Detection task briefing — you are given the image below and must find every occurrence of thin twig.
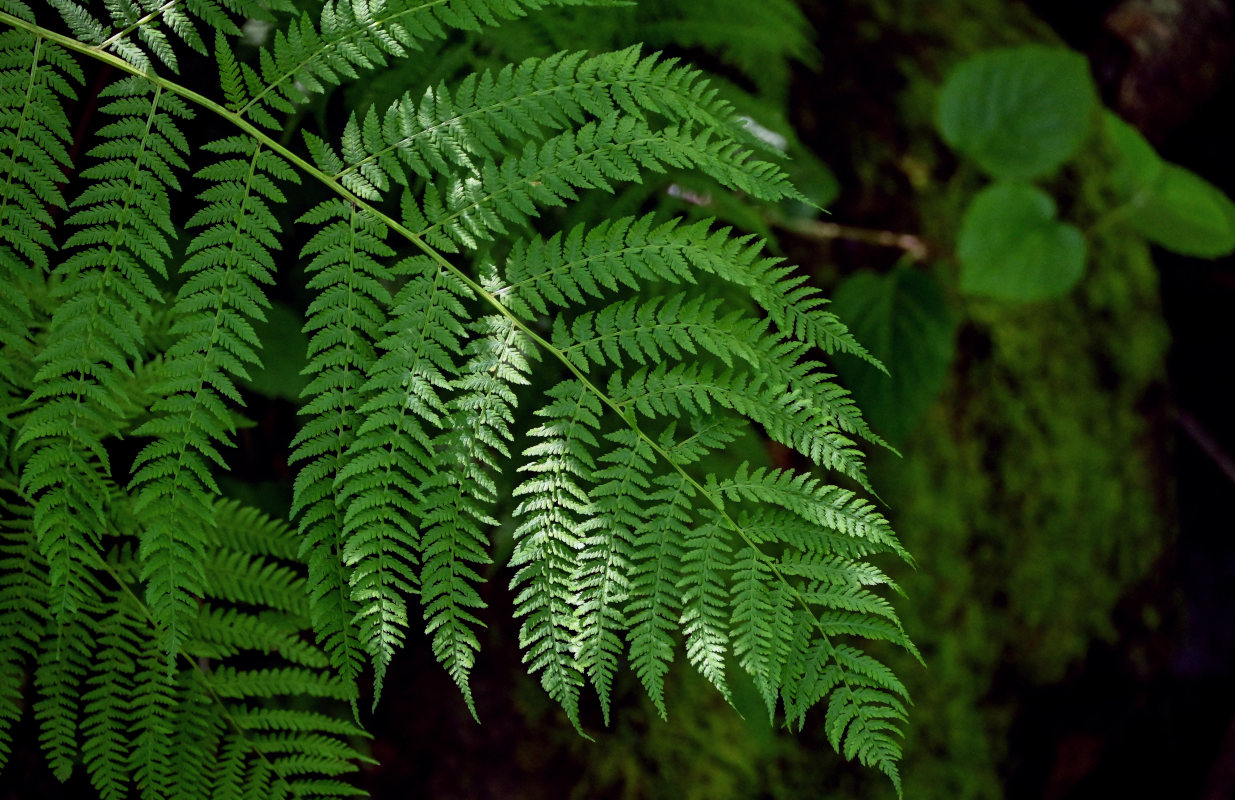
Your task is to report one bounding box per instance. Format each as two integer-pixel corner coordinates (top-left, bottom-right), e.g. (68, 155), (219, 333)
(1177, 409), (1235, 486)
(772, 215), (933, 261)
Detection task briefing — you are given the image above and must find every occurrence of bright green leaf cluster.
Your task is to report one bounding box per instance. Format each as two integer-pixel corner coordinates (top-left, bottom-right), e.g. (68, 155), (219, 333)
(0, 1), (919, 797)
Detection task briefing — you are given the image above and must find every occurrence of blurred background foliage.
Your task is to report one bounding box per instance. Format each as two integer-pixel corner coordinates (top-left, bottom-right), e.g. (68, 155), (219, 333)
(192, 0), (1235, 798)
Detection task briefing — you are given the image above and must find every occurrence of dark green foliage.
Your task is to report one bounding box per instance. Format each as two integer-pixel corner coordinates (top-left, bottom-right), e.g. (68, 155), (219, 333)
(0, 0), (916, 796)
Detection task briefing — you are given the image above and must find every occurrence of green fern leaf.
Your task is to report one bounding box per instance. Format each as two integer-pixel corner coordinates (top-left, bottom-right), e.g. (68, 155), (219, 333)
(130, 135), (298, 658)
(337, 259), (471, 695)
(291, 199), (393, 686)
(0, 29), (79, 414)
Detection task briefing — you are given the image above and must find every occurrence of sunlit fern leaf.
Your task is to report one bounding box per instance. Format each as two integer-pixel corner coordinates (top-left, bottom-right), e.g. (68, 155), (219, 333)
(337, 258), (473, 697)
(623, 473), (691, 718)
(511, 379), (599, 731)
(291, 198), (393, 686)
(730, 550), (794, 718)
(402, 114), (802, 251)
(502, 215), (881, 364)
(416, 308), (532, 715)
(0, 2), (918, 791)
(678, 517), (734, 701)
(711, 465), (911, 562)
(571, 428), (649, 722)
(320, 46), (745, 201)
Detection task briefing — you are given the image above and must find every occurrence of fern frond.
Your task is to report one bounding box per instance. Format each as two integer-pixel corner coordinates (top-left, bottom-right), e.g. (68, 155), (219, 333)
(511, 379), (598, 730)
(623, 471), (691, 718)
(499, 214), (880, 363)
(610, 363), (873, 489)
(729, 547), (792, 715)
(0, 5), (919, 789)
(34, 615), (95, 780)
(571, 428), (649, 722)
(130, 135), (297, 658)
(677, 517), (734, 701)
(0, 491), (48, 768)
(710, 464), (911, 563)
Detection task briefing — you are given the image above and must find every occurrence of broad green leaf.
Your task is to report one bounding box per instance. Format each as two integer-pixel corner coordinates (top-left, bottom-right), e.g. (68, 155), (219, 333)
(1103, 114), (1235, 257)
(958, 182), (1087, 301)
(830, 267), (955, 444)
(937, 45), (1098, 179)
(1102, 111), (1164, 198)
(243, 301), (310, 401)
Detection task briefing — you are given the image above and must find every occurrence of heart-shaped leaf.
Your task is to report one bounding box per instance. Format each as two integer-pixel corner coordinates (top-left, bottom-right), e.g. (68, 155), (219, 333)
(958, 182), (1087, 301)
(937, 45), (1098, 180)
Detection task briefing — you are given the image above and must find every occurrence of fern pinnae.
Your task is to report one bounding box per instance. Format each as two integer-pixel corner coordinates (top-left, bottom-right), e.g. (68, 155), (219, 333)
(130, 136), (296, 659)
(731, 549), (794, 717)
(571, 428), (649, 722)
(0, 27), (79, 407)
(678, 517), (734, 701)
(337, 258), (473, 694)
(19, 77), (188, 652)
(325, 46), (744, 201)
(0, 492), (47, 767)
(406, 113), (801, 251)
(80, 595), (143, 800)
(623, 465), (692, 718)
(291, 198), (393, 686)
(416, 311), (531, 715)
(237, 0), (597, 129)
(511, 378), (597, 730)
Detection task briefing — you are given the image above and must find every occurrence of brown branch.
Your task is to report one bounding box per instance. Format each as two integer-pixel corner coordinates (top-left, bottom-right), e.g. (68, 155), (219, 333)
(772, 215), (933, 261)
